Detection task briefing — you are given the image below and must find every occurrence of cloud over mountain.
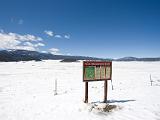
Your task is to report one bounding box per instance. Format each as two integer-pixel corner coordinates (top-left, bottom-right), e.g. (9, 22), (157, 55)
(44, 30), (54, 37)
(0, 30), (44, 51)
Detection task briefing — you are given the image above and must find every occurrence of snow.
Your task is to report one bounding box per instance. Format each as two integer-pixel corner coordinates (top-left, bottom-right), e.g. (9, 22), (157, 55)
(0, 60), (160, 120)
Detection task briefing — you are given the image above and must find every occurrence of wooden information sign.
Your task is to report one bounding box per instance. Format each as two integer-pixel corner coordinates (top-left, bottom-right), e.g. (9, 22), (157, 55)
(83, 61), (112, 103)
(83, 61), (112, 81)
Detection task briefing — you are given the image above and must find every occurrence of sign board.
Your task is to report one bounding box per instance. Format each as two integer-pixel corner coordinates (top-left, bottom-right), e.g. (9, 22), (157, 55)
(83, 61), (112, 82)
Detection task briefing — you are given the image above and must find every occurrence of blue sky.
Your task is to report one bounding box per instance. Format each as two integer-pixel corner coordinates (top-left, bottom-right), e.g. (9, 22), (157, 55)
(0, 0), (160, 58)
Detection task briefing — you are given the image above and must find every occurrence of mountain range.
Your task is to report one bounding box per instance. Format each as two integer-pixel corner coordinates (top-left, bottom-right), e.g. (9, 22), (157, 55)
(115, 57), (160, 61)
(0, 49), (102, 62)
(0, 50), (160, 62)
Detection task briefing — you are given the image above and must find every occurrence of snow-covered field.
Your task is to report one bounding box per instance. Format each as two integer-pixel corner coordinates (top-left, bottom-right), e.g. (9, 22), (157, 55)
(0, 60), (160, 120)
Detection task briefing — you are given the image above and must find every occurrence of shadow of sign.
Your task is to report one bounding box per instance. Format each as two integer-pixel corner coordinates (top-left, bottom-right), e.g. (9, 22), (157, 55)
(108, 99), (136, 103)
(92, 99), (136, 104)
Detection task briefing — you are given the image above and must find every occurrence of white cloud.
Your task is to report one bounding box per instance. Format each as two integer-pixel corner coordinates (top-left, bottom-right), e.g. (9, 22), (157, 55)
(41, 51), (48, 53)
(66, 53), (71, 55)
(49, 48), (62, 55)
(17, 34), (42, 41)
(0, 30), (44, 51)
(48, 48), (71, 56)
(15, 46), (36, 51)
(23, 42), (45, 47)
(44, 30), (54, 37)
(44, 29), (71, 40)
(55, 34), (62, 38)
(64, 34), (70, 39)
(35, 43), (45, 47)
(49, 48), (59, 53)
(23, 42), (33, 46)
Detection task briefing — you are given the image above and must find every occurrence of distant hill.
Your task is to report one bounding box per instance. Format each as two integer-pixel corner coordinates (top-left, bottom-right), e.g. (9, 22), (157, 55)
(60, 58), (79, 62)
(0, 49), (104, 62)
(114, 57), (160, 61)
(1, 50), (160, 62)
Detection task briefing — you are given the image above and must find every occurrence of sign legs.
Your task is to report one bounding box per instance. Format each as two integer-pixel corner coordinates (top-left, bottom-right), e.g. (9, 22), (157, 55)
(84, 82), (88, 103)
(104, 80), (108, 103)
(84, 81), (108, 103)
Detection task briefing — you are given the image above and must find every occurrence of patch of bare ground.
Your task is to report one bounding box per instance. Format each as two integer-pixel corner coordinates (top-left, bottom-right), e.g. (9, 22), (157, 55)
(88, 103), (122, 113)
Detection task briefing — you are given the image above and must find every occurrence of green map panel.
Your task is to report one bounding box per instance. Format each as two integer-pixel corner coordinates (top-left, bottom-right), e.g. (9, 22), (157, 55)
(85, 67), (95, 80)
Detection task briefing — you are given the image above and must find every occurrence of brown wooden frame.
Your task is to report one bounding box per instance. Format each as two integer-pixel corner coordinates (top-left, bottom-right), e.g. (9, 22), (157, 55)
(83, 61), (112, 82)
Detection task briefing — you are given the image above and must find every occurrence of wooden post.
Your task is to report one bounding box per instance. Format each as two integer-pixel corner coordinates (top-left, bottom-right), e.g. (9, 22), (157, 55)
(84, 82), (88, 103)
(104, 80), (108, 102)
(54, 79), (57, 95)
(150, 74), (153, 86)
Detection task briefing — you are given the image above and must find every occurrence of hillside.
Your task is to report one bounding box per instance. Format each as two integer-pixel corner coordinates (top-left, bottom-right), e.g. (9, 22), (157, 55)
(115, 57), (160, 61)
(0, 50), (160, 62)
(0, 49), (103, 62)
